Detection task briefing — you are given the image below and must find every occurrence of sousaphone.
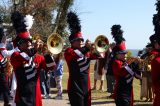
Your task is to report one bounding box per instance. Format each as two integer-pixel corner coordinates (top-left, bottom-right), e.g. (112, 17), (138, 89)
(94, 35), (109, 53)
(47, 33), (64, 54)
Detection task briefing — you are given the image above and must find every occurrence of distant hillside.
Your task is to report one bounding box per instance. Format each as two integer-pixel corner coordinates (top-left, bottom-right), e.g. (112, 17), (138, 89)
(128, 49), (140, 57)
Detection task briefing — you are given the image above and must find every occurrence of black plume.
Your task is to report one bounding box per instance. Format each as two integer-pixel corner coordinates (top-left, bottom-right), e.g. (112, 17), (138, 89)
(153, 1), (160, 36)
(152, 14), (158, 33)
(11, 11), (27, 34)
(111, 24), (125, 44)
(67, 11), (81, 36)
(146, 42), (152, 48)
(156, 0), (160, 12)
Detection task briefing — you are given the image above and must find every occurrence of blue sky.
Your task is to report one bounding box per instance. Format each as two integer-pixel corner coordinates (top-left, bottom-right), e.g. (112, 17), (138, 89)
(72, 0), (156, 49)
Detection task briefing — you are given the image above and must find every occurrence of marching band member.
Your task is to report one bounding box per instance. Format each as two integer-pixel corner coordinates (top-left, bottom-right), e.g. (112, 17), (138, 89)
(105, 25), (122, 97)
(112, 44), (137, 106)
(109, 25), (126, 89)
(150, 1), (160, 105)
(111, 25), (141, 106)
(0, 28), (11, 106)
(150, 34), (160, 106)
(65, 11), (102, 106)
(10, 11), (55, 106)
(0, 27), (21, 106)
(139, 44), (153, 102)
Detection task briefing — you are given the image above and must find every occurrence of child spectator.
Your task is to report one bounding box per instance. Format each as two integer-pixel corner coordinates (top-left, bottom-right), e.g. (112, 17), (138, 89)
(54, 53), (64, 99)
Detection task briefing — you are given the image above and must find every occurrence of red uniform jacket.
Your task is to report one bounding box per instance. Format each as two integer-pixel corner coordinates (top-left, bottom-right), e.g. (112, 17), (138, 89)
(10, 51), (51, 106)
(0, 52), (8, 91)
(112, 59), (134, 106)
(151, 52), (160, 106)
(64, 47), (99, 106)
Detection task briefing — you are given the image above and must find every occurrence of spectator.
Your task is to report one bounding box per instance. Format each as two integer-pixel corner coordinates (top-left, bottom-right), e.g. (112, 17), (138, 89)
(54, 53), (64, 99)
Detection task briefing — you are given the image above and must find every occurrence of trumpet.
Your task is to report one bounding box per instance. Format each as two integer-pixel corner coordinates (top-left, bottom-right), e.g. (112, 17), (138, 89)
(47, 33), (64, 54)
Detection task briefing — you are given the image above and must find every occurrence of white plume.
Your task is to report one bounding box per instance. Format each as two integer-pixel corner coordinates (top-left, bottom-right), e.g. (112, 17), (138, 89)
(24, 15), (34, 31)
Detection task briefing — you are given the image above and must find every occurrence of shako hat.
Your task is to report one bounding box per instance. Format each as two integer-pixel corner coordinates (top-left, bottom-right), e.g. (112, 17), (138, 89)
(114, 42), (127, 54)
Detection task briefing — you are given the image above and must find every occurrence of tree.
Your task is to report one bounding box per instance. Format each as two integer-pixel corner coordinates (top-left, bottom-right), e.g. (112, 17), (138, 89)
(0, 1), (13, 37)
(0, 0), (11, 24)
(53, 0), (73, 47)
(0, 0), (74, 48)
(17, 0), (73, 44)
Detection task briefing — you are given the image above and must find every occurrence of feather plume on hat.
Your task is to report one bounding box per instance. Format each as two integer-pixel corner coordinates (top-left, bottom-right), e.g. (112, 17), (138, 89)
(67, 11), (83, 42)
(111, 24), (125, 45)
(11, 11), (34, 34)
(24, 15), (34, 31)
(11, 11), (34, 46)
(151, 0), (160, 45)
(11, 11), (26, 34)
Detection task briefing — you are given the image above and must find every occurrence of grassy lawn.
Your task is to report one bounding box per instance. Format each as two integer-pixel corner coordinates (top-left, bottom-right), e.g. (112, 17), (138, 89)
(56, 61), (153, 105)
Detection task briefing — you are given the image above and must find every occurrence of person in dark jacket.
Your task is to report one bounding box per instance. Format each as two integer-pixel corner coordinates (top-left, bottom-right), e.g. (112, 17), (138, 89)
(65, 11), (102, 106)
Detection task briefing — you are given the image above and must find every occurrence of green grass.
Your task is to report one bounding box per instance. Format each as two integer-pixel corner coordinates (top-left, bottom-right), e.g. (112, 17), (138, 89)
(58, 61), (153, 105)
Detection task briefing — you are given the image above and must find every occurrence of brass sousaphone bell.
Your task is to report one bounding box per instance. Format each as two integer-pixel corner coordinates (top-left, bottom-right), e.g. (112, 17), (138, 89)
(47, 33), (64, 54)
(94, 35), (109, 53)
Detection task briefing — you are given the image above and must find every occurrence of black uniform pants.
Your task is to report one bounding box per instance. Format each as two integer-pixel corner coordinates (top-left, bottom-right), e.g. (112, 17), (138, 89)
(68, 91), (88, 106)
(115, 97), (130, 106)
(0, 73), (10, 104)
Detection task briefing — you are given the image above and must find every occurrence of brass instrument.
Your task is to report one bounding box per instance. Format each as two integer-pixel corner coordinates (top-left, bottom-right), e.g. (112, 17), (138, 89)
(125, 57), (144, 74)
(32, 34), (41, 41)
(47, 33), (64, 54)
(127, 54), (155, 72)
(141, 54), (155, 71)
(94, 35), (109, 53)
(125, 57), (142, 65)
